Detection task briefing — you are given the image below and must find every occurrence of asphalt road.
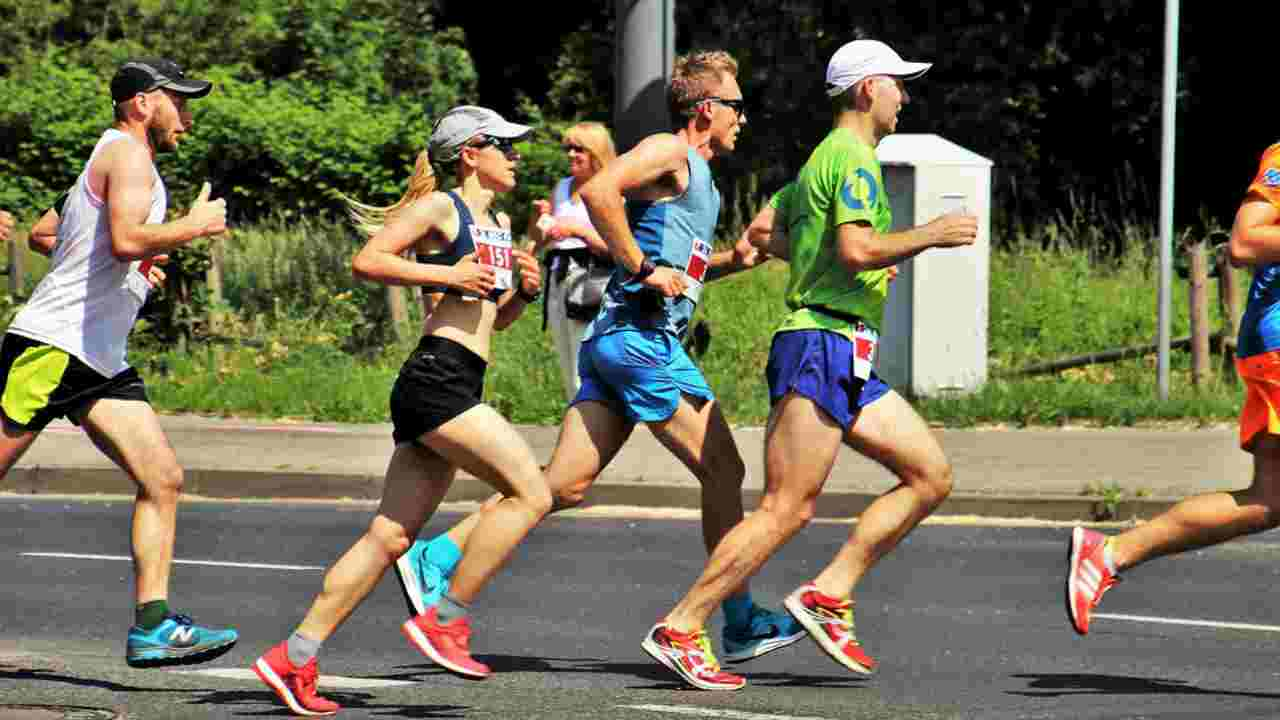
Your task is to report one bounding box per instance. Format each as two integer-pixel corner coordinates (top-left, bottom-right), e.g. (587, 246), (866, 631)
(4, 498), (1280, 719)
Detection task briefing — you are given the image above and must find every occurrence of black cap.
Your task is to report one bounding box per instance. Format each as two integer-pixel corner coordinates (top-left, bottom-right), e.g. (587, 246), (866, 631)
(110, 58), (212, 104)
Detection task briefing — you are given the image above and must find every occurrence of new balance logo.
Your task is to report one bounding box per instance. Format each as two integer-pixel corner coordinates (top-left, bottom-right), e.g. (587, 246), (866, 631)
(170, 626), (197, 646)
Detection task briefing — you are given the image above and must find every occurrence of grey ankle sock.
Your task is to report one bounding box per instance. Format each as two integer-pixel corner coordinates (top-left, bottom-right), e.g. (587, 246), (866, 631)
(286, 630), (322, 668)
(436, 593), (470, 624)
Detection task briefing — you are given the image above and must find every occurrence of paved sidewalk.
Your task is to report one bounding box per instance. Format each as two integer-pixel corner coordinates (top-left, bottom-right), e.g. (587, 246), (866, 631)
(0, 415), (1253, 521)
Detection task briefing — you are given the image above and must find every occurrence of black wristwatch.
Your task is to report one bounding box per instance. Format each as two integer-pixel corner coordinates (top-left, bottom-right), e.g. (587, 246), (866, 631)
(630, 257), (657, 283)
(516, 284), (541, 303)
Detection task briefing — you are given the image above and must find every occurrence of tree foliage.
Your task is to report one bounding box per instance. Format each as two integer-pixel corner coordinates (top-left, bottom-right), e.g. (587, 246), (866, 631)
(3, 0), (1277, 251)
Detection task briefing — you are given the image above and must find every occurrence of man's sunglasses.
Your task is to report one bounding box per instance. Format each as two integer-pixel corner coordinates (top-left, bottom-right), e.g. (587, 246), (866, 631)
(692, 96), (747, 118)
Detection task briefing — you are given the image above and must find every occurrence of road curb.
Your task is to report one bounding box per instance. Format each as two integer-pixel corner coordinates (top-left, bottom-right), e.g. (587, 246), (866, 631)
(0, 467), (1181, 522)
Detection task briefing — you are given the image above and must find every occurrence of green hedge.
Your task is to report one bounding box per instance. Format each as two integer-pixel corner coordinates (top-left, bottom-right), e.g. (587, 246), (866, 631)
(0, 51), (571, 232)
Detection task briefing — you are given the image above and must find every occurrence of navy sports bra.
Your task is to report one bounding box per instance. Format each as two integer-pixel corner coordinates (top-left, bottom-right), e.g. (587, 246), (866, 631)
(418, 191), (512, 302)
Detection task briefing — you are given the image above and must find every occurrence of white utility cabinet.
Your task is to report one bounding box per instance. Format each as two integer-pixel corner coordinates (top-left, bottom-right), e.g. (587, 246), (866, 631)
(876, 134), (993, 395)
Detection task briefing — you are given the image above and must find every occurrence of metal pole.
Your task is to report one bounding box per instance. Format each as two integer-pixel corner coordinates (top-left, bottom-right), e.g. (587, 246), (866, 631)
(1156, 0), (1179, 400)
(614, 0), (674, 153)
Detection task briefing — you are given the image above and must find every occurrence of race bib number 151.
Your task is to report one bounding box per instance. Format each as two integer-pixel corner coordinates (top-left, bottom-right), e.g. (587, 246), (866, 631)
(472, 227), (514, 292)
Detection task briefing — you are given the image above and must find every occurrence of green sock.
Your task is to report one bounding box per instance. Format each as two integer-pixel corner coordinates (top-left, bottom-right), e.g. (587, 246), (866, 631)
(135, 599), (169, 630)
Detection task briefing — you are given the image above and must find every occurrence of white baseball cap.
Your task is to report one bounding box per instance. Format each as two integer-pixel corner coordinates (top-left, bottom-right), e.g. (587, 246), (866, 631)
(825, 40), (932, 98)
(429, 105), (532, 162)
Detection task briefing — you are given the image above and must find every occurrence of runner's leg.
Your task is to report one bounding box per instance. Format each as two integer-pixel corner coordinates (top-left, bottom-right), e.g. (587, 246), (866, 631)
(648, 396), (746, 557)
(812, 389), (952, 596)
(79, 398), (184, 605)
(1108, 434), (1280, 570)
(662, 392), (841, 632)
(423, 404), (552, 602)
(296, 443), (453, 640)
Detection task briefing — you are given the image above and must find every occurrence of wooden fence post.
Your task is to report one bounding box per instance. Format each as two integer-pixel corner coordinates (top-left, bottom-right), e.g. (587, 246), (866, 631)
(7, 236), (24, 297)
(386, 285), (408, 342)
(1187, 236), (1211, 387)
(1217, 249), (1241, 384)
(206, 238), (225, 332)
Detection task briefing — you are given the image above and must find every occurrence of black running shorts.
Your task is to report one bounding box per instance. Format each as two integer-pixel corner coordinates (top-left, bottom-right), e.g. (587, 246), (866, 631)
(390, 335), (487, 445)
(0, 333), (148, 432)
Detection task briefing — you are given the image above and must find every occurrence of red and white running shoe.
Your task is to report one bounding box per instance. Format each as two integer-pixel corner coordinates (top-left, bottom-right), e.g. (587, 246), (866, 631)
(1066, 526), (1120, 635)
(402, 607), (491, 679)
(252, 641), (340, 716)
(640, 622), (746, 691)
(784, 583), (877, 674)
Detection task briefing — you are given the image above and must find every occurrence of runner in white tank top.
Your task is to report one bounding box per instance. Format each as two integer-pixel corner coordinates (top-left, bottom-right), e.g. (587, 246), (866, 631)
(10, 128), (167, 377)
(0, 57), (238, 669)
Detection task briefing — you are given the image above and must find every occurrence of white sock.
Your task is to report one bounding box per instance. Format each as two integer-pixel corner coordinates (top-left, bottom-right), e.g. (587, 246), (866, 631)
(287, 630), (322, 668)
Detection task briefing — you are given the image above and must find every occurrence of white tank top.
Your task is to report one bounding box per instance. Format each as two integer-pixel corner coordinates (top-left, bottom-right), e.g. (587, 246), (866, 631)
(548, 176), (594, 251)
(9, 129), (166, 378)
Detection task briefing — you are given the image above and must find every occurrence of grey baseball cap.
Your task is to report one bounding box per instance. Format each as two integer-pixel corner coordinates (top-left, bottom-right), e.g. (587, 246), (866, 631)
(429, 105), (532, 162)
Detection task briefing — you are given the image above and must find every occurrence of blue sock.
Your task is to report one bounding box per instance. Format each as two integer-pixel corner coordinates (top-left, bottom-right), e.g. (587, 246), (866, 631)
(722, 591), (754, 628)
(424, 534), (462, 577)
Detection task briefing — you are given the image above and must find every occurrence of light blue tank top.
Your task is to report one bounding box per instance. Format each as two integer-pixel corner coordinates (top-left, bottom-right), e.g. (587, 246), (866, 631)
(583, 148), (720, 341)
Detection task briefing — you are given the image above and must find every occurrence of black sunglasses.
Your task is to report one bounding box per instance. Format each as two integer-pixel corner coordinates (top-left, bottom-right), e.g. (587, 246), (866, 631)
(694, 96), (747, 118)
(468, 135), (519, 156)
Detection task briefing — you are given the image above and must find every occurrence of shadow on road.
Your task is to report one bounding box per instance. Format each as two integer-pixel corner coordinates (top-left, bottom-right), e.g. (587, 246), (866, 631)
(1009, 673), (1280, 700)
(0, 666), (200, 694)
(741, 671), (870, 689)
(187, 689), (466, 718)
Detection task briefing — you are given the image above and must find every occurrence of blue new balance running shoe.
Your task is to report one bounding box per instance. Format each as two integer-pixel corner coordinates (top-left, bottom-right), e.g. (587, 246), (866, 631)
(125, 614), (238, 668)
(394, 539), (449, 617)
(721, 605), (805, 664)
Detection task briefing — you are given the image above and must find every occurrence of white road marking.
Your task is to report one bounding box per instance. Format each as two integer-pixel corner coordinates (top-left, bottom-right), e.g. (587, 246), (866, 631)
(176, 668), (415, 688)
(21, 552), (323, 571)
(619, 705), (836, 720)
(1094, 612), (1280, 633)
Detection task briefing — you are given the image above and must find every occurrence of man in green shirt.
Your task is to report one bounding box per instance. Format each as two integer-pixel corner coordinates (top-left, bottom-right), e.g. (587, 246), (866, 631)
(648, 39), (978, 687)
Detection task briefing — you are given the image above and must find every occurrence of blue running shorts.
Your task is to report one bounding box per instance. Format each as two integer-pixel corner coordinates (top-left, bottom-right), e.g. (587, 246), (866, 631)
(574, 328), (714, 423)
(766, 329), (891, 430)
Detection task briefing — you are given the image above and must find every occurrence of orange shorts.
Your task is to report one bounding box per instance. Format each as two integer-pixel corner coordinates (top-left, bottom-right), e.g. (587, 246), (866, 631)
(1237, 350), (1280, 451)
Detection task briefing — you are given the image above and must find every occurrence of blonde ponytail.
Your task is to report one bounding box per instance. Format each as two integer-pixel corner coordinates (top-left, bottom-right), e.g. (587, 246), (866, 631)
(344, 150), (438, 237)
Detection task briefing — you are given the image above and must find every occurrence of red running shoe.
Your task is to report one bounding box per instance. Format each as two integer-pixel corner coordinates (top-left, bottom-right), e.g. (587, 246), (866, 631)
(402, 607), (491, 679)
(784, 584), (877, 674)
(252, 641), (340, 716)
(640, 622), (745, 691)
(1067, 526), (1119, 635)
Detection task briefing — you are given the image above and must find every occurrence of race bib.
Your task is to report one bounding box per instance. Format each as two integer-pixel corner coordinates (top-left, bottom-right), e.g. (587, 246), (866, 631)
(681, 238), (712, 303)
(472, 226), (514, 292)
(126, 260), (151, 303)
(852, 321), (879, 381)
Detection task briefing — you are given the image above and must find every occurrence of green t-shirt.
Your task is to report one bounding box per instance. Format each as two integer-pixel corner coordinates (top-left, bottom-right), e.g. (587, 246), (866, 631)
(774, 127), (893, 338)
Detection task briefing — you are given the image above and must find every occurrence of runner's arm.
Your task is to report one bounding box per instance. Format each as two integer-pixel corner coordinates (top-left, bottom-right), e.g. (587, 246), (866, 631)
(351, 193), (495, 295)
(1228, 195), (1280, 267)
(705, 227), (772, 283)
(28, 207), (59, 256)
(836, 212), (977, 272)
(107, 143), (225, 260)
(581, 133), (688, 296)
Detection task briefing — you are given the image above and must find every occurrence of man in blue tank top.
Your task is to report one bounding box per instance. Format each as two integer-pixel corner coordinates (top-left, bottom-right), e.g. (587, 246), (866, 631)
(391, 50), (794, 690)
(572, 50), (800, 691)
